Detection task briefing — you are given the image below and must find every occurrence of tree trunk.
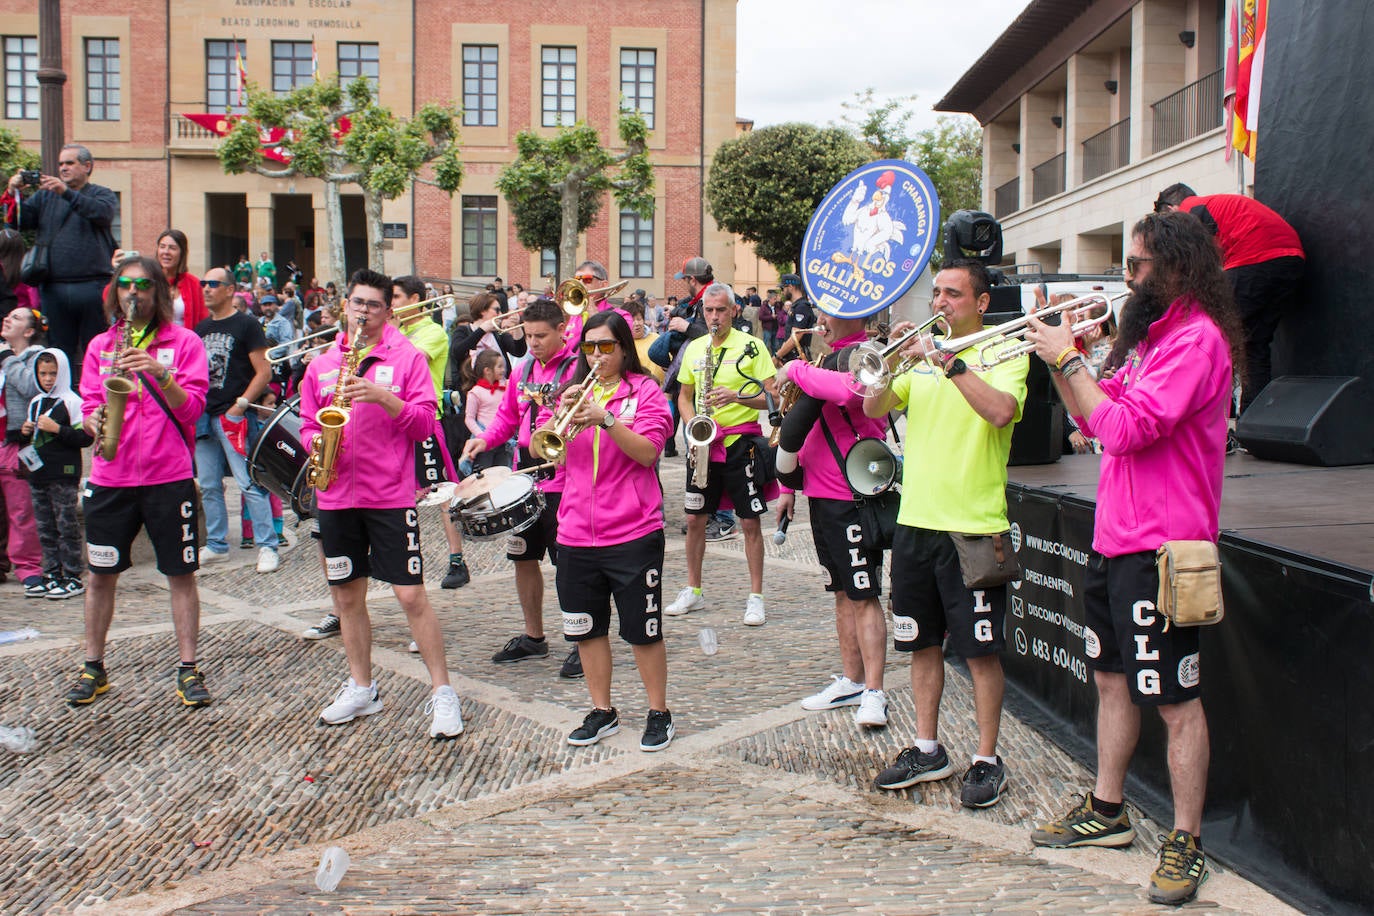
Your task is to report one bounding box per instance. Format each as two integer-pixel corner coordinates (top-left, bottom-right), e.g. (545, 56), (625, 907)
(559, 178), (581, 283)
(364, 190), (386, 272)
(323, 180), (346, 285)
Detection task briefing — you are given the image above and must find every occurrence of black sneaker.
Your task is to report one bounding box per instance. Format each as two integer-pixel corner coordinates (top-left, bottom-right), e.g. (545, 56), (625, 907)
(302, 613), (341, 640)
(24, 576), (55, 598)
(46, 578), (85, 600)
(240, 536), (254, 549)
(559, 645), (584, 679)
(874, 744), (955, 790)
(492, 634), (549, 663)
(640, 709), (675, 752)
(65, 664), (109, 706)
(960, 757), (1009, 808)
(176, 666), (213, 708)
(441, 558), (471, 589)
(568, 707), (619, 746)
(1149, 830), (1208, 905)
(1030, 794), (1136, 848)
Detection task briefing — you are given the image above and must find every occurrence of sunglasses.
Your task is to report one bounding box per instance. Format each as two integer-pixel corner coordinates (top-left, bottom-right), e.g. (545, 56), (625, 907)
(1125, 256), (1154, 275)
(580, 340), (617, 355)
(200, 279), (229, 289)
(116, 276), (154, 291)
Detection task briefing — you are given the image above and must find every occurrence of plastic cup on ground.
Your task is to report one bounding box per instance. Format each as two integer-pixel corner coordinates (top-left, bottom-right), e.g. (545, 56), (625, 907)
(315, 846), (350, 892)
(698, 627), (718, 655)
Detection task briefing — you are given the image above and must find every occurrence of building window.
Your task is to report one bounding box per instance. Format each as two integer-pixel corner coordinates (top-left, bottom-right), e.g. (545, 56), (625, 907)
(338, 42), (379, 95)
(619, 208), (654, 278)
(540, 246), (557, 280)
(462, 44), (498, 127)
(541, 46), (577, 128)
(206, 40), (246, 114)
(272, 41), (314, 95)
(3, 36), (38, 120)
(619, 48), (656, 129)
(461, 195), (498, 276)
(84, 38), (121, 122)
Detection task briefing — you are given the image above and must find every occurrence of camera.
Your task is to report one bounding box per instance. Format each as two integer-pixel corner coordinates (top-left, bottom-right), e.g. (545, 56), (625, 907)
(20, 169), (41, 187)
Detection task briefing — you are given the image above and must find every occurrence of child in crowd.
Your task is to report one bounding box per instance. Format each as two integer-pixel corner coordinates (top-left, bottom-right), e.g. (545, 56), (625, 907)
(464, 349), (512, 472)
(21, 348), (92, 598)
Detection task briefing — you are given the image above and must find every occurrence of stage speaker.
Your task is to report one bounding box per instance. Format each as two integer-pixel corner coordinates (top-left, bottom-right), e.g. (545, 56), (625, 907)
(1236, 376), (1374, 466)
(1009, 353), (1063, 465)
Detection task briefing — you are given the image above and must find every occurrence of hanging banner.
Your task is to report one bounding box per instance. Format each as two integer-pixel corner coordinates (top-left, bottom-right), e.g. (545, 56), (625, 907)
(799, 158), (940, 319)
(180, 113), (352, 165)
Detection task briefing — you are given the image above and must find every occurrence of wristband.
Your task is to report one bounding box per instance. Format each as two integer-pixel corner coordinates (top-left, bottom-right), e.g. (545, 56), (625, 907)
(1054, 346), (1079, 370)
(1060, 356), (1087, 379)
(158, 367), (175, 389)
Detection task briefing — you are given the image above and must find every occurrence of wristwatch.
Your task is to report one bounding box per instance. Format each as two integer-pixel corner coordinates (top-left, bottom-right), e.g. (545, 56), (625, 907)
(600, 412), (617, 430)
(944, 358), (968, 380)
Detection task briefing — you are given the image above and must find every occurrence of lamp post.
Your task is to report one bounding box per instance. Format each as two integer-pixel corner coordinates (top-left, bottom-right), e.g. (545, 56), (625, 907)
(37, 0), (66, 172)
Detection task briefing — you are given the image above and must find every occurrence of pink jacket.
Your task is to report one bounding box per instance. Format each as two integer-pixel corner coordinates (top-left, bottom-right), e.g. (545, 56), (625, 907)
(1076, 297), (1232, 557)
(480, 351), (580, 493)
(787, 331), (890, 502)
(300, 323), (436, 510)
(81, 321), (209, 487)
(555, 372), (672, 547)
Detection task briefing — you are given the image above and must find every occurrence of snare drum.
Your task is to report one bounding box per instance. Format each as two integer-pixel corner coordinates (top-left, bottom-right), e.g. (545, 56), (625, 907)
(248, 395), (316, 518)
(450, 473), (545, 540)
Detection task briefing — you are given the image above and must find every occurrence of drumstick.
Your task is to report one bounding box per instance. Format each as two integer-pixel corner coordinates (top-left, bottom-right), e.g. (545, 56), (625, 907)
(515, 460), (558, 476)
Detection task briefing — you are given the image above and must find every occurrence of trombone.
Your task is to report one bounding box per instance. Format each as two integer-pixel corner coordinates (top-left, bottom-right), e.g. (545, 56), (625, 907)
(933, 291), (1124, 369)
(266, 323), (345, 365)
(556, 277), (630, 318)
(392, 293), (457, 323)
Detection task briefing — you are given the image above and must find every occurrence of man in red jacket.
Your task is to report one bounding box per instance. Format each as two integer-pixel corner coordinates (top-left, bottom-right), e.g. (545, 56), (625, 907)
(1154, 183), (1304, 413)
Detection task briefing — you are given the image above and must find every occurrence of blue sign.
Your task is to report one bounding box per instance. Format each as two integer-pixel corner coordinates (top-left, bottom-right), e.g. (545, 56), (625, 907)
(800, 159), (940, 319)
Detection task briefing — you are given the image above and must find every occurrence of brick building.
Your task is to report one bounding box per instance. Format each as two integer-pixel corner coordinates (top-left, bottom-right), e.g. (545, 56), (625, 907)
(1, 0), (737, 294)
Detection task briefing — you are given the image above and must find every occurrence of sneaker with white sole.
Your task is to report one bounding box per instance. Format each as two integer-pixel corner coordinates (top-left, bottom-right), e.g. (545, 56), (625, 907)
(425, 685), (463, 738)
(854, 689), (888, 727)
(256, 547), (280, 573)
(46, 578), (85, 600)
(664, 586), (705, 617)
(319, 678), (383, 724)
(568, 707), (620, 746)
(801, 675), (865, 711)
(302, 613), (341, 640)
(199, 547), (229, 565)
(640, 709), (675, 751)
(743, 595), (766, 626)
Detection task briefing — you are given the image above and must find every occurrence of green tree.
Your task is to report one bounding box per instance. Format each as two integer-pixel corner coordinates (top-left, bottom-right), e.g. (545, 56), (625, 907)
(838, 88), (919, 161)
(705, 122), (870, 272)
(912, 115), (983, 220)
(496, 111), (653, 281)
(0, 126), (40, 244)
(217, 77), (463, 283)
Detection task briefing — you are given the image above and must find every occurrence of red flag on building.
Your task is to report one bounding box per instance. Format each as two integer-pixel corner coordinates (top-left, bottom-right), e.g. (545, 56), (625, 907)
(235, 40), (247, 108)
(1228, 0), (1268, 161)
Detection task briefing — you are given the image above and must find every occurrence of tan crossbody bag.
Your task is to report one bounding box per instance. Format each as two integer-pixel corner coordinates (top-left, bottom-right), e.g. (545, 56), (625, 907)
(1155, 540), (1224, 627)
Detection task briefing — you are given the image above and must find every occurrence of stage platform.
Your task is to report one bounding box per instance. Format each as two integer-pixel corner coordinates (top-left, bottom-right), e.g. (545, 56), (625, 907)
(1010, 451), (1374, 573)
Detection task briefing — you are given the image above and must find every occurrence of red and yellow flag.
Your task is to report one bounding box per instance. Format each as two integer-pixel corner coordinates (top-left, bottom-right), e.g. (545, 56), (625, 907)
(235, 40), (247, 107)
(1226, 0), (1268, 160)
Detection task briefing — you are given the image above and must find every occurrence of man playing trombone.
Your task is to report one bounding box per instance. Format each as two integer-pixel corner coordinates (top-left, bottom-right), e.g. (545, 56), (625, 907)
(862, 259), (1027, 809)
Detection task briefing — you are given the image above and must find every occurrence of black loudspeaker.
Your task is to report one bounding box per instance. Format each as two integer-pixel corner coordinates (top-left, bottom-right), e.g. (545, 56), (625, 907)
(1236, 376), (1374, 466)
(1009, 353), (1063, 465)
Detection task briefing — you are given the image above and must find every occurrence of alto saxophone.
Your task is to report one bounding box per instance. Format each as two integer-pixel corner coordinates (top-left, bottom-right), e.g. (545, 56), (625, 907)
(685, 340), (720, 488)
(96, 294), (139, 461)
(306, 325), (365, 492)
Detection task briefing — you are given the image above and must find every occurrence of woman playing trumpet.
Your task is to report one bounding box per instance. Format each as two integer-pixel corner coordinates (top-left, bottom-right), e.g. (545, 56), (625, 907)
(542, 310), (676, 752)
(447, 291), (528, 391)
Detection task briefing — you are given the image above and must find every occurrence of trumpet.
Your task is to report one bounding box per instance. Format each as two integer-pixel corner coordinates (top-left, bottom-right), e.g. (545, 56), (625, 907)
(934, 292), (1124, 369)
(556, 277), (630, 318)
(847, 313), (950, 395)
(529, 362), (603, 461)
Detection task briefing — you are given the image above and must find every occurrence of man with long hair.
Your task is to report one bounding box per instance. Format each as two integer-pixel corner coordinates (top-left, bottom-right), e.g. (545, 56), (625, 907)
(1023, 211), (1244, 905)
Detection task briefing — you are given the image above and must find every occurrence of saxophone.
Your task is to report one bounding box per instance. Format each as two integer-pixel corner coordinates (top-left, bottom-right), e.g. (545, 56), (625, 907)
(306, 325), (365, 492)
(96, 295), (138, 461)
(685, 341), (720, 488)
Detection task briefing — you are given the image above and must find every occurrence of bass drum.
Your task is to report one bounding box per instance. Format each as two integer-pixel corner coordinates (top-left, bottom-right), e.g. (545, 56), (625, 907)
(248, 395), (316, 519)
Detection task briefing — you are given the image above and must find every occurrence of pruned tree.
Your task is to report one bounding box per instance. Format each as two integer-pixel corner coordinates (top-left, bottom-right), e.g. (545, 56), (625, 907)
(496, 110), (653, 281)
(217, 77), (463, 283)
(705, 122), (871, 272)
(839, 88), (920, 161)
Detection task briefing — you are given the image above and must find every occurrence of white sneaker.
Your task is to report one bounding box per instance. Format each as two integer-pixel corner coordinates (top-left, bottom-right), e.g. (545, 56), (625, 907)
(743, 595), (766, 626)
(408, 640), (420, 653)
(426, 685), (463, 738)
(800, 675), (865, 711)
(664, 586), (705, 617)
(199, 547), (229, 564)
(855, 689), (889, 727)
(256, 547), (280, 573)
(319, 678), (383, 725)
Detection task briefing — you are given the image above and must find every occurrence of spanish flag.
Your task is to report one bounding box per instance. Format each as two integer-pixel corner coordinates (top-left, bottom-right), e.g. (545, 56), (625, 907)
(235, 40), (247, 107)
(311, 37), (319, 80)
(1226, 0), (1267, 161)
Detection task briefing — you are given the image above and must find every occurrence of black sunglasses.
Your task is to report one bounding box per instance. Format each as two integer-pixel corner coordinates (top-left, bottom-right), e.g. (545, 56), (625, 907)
(1125, 256), (1154, 275)
(200, 279), (229, 289)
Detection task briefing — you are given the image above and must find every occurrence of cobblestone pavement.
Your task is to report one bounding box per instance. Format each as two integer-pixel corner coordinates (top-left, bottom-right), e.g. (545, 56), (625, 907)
(0, 459), (1291, 914)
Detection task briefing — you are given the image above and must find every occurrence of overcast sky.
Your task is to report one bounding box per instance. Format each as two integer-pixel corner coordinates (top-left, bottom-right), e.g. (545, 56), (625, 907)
(736, 0), (1030, 133)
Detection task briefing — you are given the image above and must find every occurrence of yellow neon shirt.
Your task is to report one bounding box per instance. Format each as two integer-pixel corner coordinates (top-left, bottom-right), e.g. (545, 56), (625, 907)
(676, 327), (775, 443)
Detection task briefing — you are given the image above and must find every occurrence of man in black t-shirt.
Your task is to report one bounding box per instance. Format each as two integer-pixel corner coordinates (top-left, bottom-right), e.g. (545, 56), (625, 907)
(194, 267), (280, 572)
(779, 273), (816, 361)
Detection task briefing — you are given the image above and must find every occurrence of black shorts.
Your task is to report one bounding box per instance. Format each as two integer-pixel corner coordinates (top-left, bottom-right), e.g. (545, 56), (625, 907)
(555, 529), (665, 645)
(1083, 550), (1201, 706)
(414, 435), (448, 488)
(683, 436), (767, 519)
(890, 525), (1006, 658)
(318, 506), (424, 585)
(83, 479), (199, 576)
(507, 489), (561, 564)
(809, 496), (882, 600)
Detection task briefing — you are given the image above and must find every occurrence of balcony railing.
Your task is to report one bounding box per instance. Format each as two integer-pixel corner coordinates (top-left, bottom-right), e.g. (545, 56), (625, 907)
(993, 177), (1020, 218)
(1082, 118), (1130, 182)
(1151, 68), (1223, 154)
(1031, 153), (1065, 203)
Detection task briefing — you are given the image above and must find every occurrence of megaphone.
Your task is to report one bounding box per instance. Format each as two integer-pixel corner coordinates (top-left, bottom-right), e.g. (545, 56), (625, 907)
(844, 438), (900, 496)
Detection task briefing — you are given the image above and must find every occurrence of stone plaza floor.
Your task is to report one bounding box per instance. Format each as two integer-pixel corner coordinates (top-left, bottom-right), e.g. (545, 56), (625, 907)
(0, 459), (1293, 914)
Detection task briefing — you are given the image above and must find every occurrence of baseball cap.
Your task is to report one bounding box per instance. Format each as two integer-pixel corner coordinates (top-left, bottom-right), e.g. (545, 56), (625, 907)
(780, 274), (802, 288)
(674, 257), (712, 280)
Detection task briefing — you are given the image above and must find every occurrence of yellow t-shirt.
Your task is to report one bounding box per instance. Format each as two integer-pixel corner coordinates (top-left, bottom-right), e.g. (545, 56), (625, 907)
(889, 340), (1028, 534)
(403, 318), (449, 416)
(676, 327), (776, 440)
